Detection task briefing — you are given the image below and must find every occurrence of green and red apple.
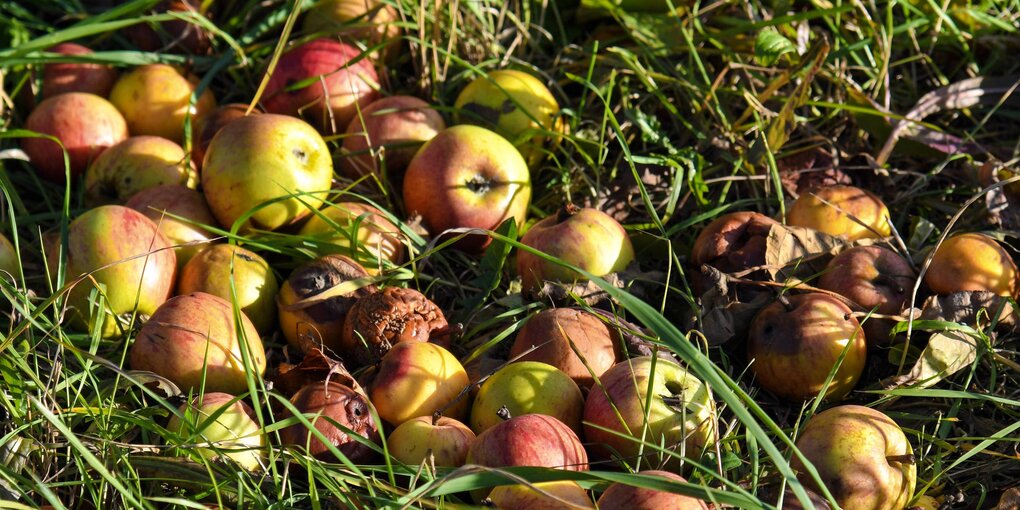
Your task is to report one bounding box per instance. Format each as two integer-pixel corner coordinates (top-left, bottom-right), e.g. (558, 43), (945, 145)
(340, 95), (446, 180)
(23, 92), (128, 182)
(786, 185), (891, 241)
(489, 481), (595, 509)
(84, 136), (197, 205)
(192, 103), (260, 170)
(41, 42), (118, 99)
(597, 470), (708, 510)
(297, 201), (406, 273)
(177, 244), (279, 334)
(302, 0), (401, 61)
(386, 415), (475, 467)
(466, 413), (588, 473)
(509, 307), (622, 389)
(368, 341), (469, 426)
(167, 392), (264, 471)
(109, 64), (216, 142)
(925, 232), (1018, 297)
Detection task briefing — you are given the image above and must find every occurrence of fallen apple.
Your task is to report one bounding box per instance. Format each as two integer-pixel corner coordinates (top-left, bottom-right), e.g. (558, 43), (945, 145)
(166, 392), (264, 471)
(690, 210), (780, 273)
(509, 307), (622, 389)
(793, 405), (916, 510)
(40, 42), (118, 99)
(191, 103), (260, 170)
(925, 232), (1018, 297)
(367, 341), (469, 426)
(340, 95), (446, 181)
(386, 414), (475, 467)
(201, 114), (334, 232)
(130, 292), (266, 394)
(785, 185), (891, 241)
(302, 0), (401, 61)
(517, 204), (634, 293)
(747, 293), (866, 402)
(125, 0), (212, 55)
(84, 136), (198, 206)
(279, 380), (379, 462)
(470, 361), (584, 436)
(177, 244), (279, 334)
(596, 470), (708, 510)
(108, 64), (217, 142)
(125, 184), (219, 268)
(297, 201), (406, 273)
(0, 232), (20, 279)
(341, 286), (448, 367)
(403, 124), (532, 251)
(23, 92), (128, 182)
(488, 481), (595, 509)
(466, 413), (588, 472)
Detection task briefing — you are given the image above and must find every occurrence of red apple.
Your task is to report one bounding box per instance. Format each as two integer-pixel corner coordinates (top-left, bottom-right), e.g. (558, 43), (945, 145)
(597, 470), (708, 510)
(386, 415), (475, 467)
(125, 184), (219, 268)
(509, 307), (622, 389)
(279, 380), (379, 462)
(367, 341), (469, 426)
(302, 0), (402, 61)
(403, 124), (531, 251)
(340, 95), (446, 180)
(40, 43), (117, 99)
(130, 292), (265, 394)
(109, 64), (217, 142)
(84, 136), (198, 205)
(125, 0), (212, 55)
(177, 244), (279, 334)
(192, 103), (260, 170)
(817, 245), (916, 345)
(201, 114), (334, 231)
(261, 38), (380, 134)
(517, 205), (634, 292)
(747, 293), (866, 402)
(50, 205), (176, 338)
(583, 356), (715, 471)
(166, 392), (264, 471)
(466, 413), (588, 471)
(22, 92), (128, 182)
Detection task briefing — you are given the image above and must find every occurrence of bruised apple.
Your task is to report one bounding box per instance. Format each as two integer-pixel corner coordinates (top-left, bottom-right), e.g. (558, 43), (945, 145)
(125, 185), (219, 268)
(368, 341), (469, 426)
(130, 292), (266, 394)
(785, 185), (891, 241)
(340, 96), (446, 180)
(41, 43), (118, 99)
(690, 211), (780, 273)
(177, 244), (279, 333)
(23, 92), (128, 182)
(84, 136), (197, 205)
(109, 64), (216, 142)
(925, 232), (1018, 297)
(509, 307), (622, 388)
(386, 415), (475, 467)
(167, 392), (264, 471)
(279, 380), (379, 462)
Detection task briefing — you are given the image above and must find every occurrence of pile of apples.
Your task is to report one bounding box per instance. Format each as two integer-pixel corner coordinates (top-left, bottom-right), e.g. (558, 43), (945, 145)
(5, 0), (1015, 508)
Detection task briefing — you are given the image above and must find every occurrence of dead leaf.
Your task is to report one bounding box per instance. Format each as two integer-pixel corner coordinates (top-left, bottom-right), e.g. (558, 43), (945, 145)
(590, 164), (675, 223)
(526, 272), (628, 307)
(918, 291), (1017, 331)
(995, 487), (1020, 510)
(272, 348), (363, 397)
(776, 145), (850, 196)
(125, 370), (182, 398)
(881, 330), (980, 389)
(764, 224), (846, 279)
(688, 265), (773, 346)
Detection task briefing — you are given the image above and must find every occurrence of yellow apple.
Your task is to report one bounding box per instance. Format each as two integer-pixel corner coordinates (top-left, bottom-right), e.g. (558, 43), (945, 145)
(167, 392), (264, 471)
(925, 232), (1018, 297)
(785, 185), (891, 241)
(368, 341), (470, 426)
(84, 136), (197, 206)
(470, 361), (583, 435)
(177, 244), (280, 333)
(109, 64), (216, 142)
(386, 415), (475, 467)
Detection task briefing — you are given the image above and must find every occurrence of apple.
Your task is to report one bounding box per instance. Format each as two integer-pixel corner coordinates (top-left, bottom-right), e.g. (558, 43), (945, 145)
(793, 405), (916, 510)
(201, 114), (334, 232)
(470, 361), (583, 435)
(747, 293), (867, 402)
(488, 481), (595, 509)
(454, 69), (562, 166)
(785, 185), (892, 241)
(302, 0), (401, 61)
(40, 43), (117, 99)
(125, 0), (212, 55)
(924, 232), (1018, 297)
(49, 205), (176, 338)
(509, 307), (622, 389)
(125, 184), (219, 268)
(340, 95), (446, 181)
(192, 103), (260, 170)
(297, 201), (406, 273)
(84, 136), (198, 205)
(517, 205), (634, 292)
(279, 380), (379, 462)
(367, 341), (469, 426)
(277, 254), (378, 354)
(690, 211), (780, 273)
(403, 124), (531, 251)
(0, 232), (20, 279)
(597, 470), (708, 510)
(341, 286), (448, 367)
(166, 392), (264, 471)
(818, 245), (916, 345)
(466, 413), (588, 471)
(261, 38), (380, 134)
(108, 64), (217, 142)
(130, 292), (266, 394)
(583, 356), (715, 471)
(22, 92), (128, 182)
(177, 244), (279, 334)
(386, 415), (475, 467)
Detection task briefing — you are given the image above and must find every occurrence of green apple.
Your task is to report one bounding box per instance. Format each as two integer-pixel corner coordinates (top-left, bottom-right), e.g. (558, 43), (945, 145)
(167, 392), (264, 471)
(176, 244), (279, 333)
(470, 361), (584, 435)
(201, 114), (334, 232)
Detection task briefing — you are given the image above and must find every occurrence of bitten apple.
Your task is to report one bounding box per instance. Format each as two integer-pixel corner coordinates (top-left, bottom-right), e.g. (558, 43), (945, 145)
(23, 92), (128, 182)
(109, 64), (216, 142)
(747, 293), (866, 402)
(517, 205), (634, 292)
(368, 341), (469, 426)
(925, 232), (1018, 297)
(84, 136), (198, 205)
(785, 185), (891, 241)
(403, 124), (531, 251)
(386, 415), (475, 467)
(177, 244), (279, 334)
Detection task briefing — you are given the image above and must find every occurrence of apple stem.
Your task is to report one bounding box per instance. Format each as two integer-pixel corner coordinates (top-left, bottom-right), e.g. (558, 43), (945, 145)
(432, 410), (442, 427)
(886, 453), (915, 465)
(496, 405), (512, 421)
(556, 203), (580, 223)
(777, 293), (795, 311)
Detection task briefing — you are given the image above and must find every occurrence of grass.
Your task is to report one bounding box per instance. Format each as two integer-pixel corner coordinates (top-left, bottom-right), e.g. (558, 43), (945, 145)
(2, 0), (1020, 508)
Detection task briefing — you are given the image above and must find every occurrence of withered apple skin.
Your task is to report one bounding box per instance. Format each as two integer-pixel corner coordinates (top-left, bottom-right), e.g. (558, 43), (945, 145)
(690, 211), (779, 273)
(279, 380), (379, 462)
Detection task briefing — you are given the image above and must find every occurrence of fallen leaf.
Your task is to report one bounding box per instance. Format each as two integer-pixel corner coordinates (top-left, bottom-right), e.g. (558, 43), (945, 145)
(689, 265), (772, 346)
(918, 291), (1017, 331)
(764, 224), (845, 279)
(995, 487), (1020, 510)
(882, 330), (980, 389)
(272, 348), (363, 397)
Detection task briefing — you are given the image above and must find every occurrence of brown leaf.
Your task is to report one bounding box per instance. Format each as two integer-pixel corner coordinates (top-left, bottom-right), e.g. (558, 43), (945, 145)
(272, 348), (363, 398)
(881, 330), (979, 389)
(689, 265), (772, 346)
(918, 291), (1017, 331)
(526, 272), (626, 307)
(776, 145), (850, 196)
(996, 487), (1020, 510)
(764, 224), (845, 279)
(590, 164), (674, 223)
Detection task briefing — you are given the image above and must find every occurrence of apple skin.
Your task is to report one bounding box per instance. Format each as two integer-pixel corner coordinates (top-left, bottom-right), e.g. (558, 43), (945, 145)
(277, 254), (377, 354)
(517, 205), (634, 292)
(84, 136), (198, 206)
(52, 205), (176, 338)
(792, 405), (916, 510)
(279, 380), (379, 462)
(125, 184), (219, 269)
(340, 95), (446, 180)
(130, 292), (266, 394)
(818, 246), (916, 345)
(201, 114), (334, 232)
(109, 64), (216, 142)
(471, 361), (584, 436)
(747, 293), (867, 402)
(509, 307), (622, 389)
(454, 69), (562, 166)
(261, 38), (380, 134)
(690, 211), (780, 273)
(785, 185), (892, 241)
(386, 415), (476, 467)
(41, 43), (118, 99)
(302, 0), (401, 61)
(925, 232), (1018, 297)
(466, 413), (589, 471)
(597, 470), (708, 510)
(166, 392), (264, 471)
(368, 341), (470, 426)
(0, 232), (19, 278)
(297, 201), (406, 273)
(488, 481), (595, 509)
(177, 244), (279, 334)
(403, 124), (532, 251)
(192, 103), (260, 170)
(583, 356), (715, 471)
(23, 92), (128, 182)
